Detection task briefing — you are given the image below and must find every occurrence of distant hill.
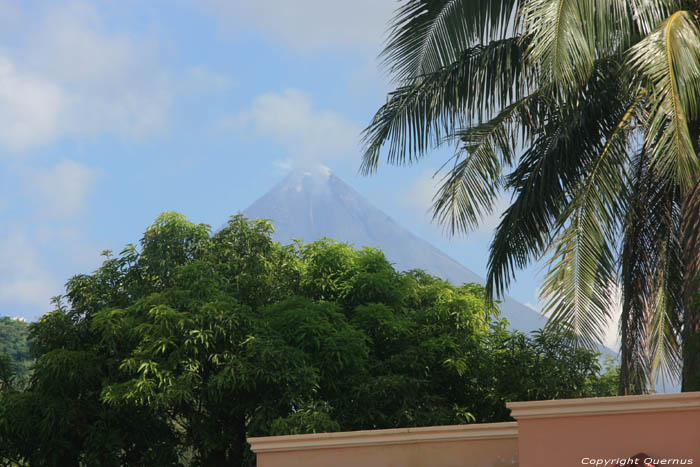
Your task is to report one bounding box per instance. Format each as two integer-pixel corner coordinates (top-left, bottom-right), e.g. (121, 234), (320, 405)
(0, 316), (31, 380)
(244, 168), (546, 333)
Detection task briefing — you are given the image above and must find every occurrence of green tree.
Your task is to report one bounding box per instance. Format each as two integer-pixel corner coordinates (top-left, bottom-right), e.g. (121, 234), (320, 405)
(0, 288), (180, 466)
(0, 213), (617, 466)
(0, 317), (31, 383)
(0, 354), (15, 393)
(362, 0), (700, 393)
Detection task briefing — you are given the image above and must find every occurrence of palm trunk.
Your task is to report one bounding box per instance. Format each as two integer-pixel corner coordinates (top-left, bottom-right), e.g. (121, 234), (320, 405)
(681, 181), (700, 391)
(619, 151), (653, 395)
(619, 239), (651, 395)
(681, 120), (700, 392)
(681, 300), (700, 391)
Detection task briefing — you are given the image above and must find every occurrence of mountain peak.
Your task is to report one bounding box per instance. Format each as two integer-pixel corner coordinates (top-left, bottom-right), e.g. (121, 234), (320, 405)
(244, 170), (545, 333)
(282, 165), (333, 186)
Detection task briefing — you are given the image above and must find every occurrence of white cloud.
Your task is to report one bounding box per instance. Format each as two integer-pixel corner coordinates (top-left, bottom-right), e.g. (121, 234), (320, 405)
(181, 66), (234, 95)
(195, 0), (397, 52)
(0, 0), (20, 22)
(195, 1), (394, 102)
(23, 2), (171, 140)
(0, 1), (232, 152)
(346, 57), (392, 101)
(233, 88), (361, 167)
(0, 159), (106, 318)
(28, 160), (99, 217)
(25, 2), (142, 87)
(0, 58), (64, 150)
(0, 224), (105, 318)
(0, 234), (58, 311)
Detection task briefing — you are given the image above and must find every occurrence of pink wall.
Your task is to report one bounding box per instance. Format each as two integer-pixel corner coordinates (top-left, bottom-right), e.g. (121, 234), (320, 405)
(250, 422), (518, 467)
(249, 393), (700, 467)
(509, 393), (700, 467)
(257, 438), (518, 467)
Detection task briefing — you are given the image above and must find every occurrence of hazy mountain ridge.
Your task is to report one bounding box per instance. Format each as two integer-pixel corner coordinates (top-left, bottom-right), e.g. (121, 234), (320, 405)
(244, 169), (545, 333)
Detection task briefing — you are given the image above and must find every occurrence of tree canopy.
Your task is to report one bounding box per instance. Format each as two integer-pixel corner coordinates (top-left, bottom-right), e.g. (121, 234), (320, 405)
(0, 317), (31, 385)
(0, 213), (617, 466)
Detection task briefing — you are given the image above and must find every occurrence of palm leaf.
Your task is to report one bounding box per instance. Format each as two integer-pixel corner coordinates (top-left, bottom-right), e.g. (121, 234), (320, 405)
(628, 0), (682, 35)
(627, 10), (700, 193)
(362, 37), (528, 174)
(648, 191), (683, 385)
(620, 150), (684, 392)
(649, 268), (683, 386)
(382, 0), (519, 81)
(518, 0), (670, 94)
(540, 84), (645, 348)
(487, 60), (630, 299)
(519, 0), (597, 92)
(430, 90), (544, 234)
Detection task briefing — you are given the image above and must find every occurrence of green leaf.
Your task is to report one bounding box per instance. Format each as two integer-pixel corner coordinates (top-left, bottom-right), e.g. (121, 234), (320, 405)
(627, 10), (700, 193)
(362, 37), (528, 174)
(382, 0), (519, 81)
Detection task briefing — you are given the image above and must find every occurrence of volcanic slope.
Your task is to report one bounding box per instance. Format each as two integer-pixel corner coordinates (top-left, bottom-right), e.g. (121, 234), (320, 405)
(244, 168), (544, 333)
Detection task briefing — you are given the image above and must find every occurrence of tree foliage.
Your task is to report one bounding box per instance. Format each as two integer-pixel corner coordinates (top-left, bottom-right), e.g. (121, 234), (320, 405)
(0, 213), (617, 466)
(0, 317), (31, 385)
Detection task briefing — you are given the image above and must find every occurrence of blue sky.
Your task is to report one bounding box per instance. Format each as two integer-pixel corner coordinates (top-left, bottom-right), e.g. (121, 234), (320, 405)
(0, 1), (555, 335)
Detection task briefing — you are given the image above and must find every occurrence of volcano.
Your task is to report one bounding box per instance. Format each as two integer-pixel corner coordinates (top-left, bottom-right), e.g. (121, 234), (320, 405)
(244, 168), (545, 333)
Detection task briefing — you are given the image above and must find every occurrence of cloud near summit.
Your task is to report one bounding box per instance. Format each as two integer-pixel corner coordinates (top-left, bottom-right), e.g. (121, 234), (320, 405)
(230, 88), (361, 169)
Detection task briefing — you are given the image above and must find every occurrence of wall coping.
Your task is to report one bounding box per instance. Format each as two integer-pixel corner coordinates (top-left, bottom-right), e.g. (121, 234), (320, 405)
(248, 421), (518, 453)
(508, 391), (700, 420)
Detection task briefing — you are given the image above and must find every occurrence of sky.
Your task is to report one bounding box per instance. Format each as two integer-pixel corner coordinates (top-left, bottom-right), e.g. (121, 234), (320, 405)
(0, 1), (618, 346)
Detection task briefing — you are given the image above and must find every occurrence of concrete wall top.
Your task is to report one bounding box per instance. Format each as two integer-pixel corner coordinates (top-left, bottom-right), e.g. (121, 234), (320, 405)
(507, 391), (700, 420)
(248, 421), (518, 454)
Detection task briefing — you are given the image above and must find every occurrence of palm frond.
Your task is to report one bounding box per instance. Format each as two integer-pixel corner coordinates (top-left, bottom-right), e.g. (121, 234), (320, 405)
(649, 270), (683, 385)
(518, 0), (673, 94)
(519, 0), (597, 92)
(628, 0), (683, 35)
(540, 225), (617, 350)
(540, 85), (644, 348)
(487, 60), (629, 299)
(648, 187), (684, 385)
(429, 91), (545, 234)
(620, 152), (684, 392)
(627, 10), (700, 193)
(486, 119), (594, 299)
(382, 0), (519, 81)
(362, 0), (697, 393)
(362, 37), (528, 174)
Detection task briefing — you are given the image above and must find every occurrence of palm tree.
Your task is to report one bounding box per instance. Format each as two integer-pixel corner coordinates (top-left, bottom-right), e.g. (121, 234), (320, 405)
(362, 0), (700, 394)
